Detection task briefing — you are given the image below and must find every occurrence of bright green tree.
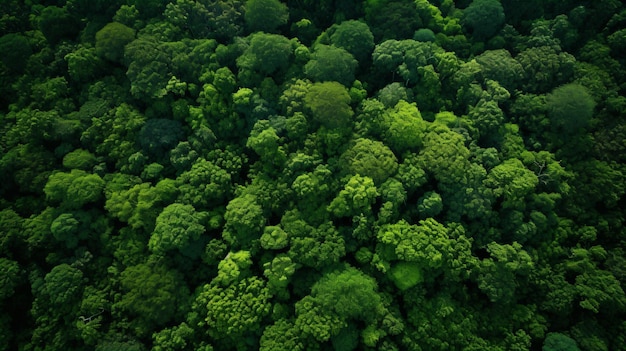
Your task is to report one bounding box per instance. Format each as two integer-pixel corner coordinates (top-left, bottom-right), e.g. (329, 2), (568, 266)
(149, 203), (206, 258)
(328, 175), (379, 217)
(191, 277), (271, 342)
(340, 138), (398, 184)
(311, 266), (382, 321)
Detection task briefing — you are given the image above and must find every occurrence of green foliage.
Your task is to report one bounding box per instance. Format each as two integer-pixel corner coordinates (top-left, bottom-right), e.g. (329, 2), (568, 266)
(95, 22), (135, 63)
(288, 220), (346, 269)
(546, 83), (596, 135)
(484, 158), (539, 210)
(62, 149), (98, 171)
(177, 158), (231, 208)
(260, 319), (304, 351)
(389, 261), (423, 290)
(245, 0), (288, 33)
(417, 191), (443, 218)
(193, 277), (271, 340)
(0, 33), (32, 73)
(237, 32), (292, 75)
(260, 226), (289, 250)
(39, 6), (81, 45)
(149, 203), (206, 258)
(2, 2), (624, 350)
(543, 333), (581, 351)
(340, 138), (398, 184)
(115, 263), (189, 337)
(215, 250), (252, 286)
(304, 81), (353, 129)
(312, 265), (382, 321)
(382, 100), (428, 153)
(0, 258), (20, 301)
(329, 20), (375, 62)
(328, 175), (378, 217)
(304, 44), (358, 86)
(44, 170), (105, 210)
(223, 194), (265, 246)
(477, 242), (533, 304)
(463, 0), (505, 39)
(263, 254), (298, 290)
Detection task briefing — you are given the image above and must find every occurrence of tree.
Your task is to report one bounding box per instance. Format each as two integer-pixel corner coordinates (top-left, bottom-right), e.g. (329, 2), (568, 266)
(114, 263), (189, 337)
(29, 264), (85, 350)
(191, 277), (271, 343)
(476, 242), (533, 304)
(340, 138), (398, 185)
(516, 45), (576, 94)
(177, 158), (231, 209)
(44, 170), (105, 210)
(304, 81), (353, 129)
(463, 0), (505, 40)
(0, 258), (20, 301)
(475, 49), (524, 91)
(223, 194), (265, 247)
(311, 265), (382, 321)
(329, 20), (375, 62)
(484, 158), (538, 210)
(237, 32), (293, 76)
(543, 333), (581, 351)
(546, 83), (596, 135)
(95, 22), (135, 63)
(138, 118), (185, 160)
(328, 175), (379, 218)
(152, 322), (195, 351)
(0, 33), (32, 73)
(304, 45), (358, 86)
(245, 0), (288, 33)
(288, 221), (346, 269)
(260, 319), (304, 351)
(39, 6), (81, 45)
(62, 149), (98, 171)
(123, 37), (172, 100)
(263, 254), (298, 292)
(260, 226), (289, 250)
(365, 0), (422, 40)
(149, 203), (206, 259)
(382, 100), (428, 153)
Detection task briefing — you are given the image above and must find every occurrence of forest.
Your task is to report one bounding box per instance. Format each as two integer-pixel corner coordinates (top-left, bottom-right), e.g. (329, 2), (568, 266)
(0, 0), (625, 350)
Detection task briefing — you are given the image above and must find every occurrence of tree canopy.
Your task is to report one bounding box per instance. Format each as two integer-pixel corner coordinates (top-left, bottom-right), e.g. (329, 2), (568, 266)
(1, 1), (625, 351)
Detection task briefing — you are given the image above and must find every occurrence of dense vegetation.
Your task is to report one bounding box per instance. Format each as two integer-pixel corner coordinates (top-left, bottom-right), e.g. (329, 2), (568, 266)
(1, 0), (625, 350)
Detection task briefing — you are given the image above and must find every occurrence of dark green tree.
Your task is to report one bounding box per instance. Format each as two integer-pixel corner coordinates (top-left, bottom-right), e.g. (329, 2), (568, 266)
(304, 45), (358, 86)
(114, 263), (189, 338)
(39, 6), (81, 45)
(329, 20), (375, 62)
(304, 81), (353, 129)
(95, 22), (135, 63)
(463, 0), (505, 40)
(546, 83), (596, 135)
(237, 32), (293, 76)
(245, 0), (289, 33)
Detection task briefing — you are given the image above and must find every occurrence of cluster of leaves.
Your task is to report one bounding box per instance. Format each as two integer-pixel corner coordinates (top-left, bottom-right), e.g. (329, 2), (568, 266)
(1, 0), (625, 351)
